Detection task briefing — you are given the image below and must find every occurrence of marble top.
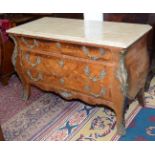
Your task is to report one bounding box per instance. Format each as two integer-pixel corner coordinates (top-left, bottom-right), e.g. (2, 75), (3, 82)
(7, 17), (152, 48)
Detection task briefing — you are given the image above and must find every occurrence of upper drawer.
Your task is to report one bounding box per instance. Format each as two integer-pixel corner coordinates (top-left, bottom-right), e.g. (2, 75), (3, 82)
(17, 36), (112, 61)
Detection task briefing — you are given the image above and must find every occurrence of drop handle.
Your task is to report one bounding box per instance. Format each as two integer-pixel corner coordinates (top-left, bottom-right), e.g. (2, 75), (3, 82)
(82, 46), (105, 60)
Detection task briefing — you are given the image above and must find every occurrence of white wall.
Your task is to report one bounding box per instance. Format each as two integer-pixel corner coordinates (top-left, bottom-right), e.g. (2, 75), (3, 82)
(83, 13), (103, 21)
(83, 13), (104, 39)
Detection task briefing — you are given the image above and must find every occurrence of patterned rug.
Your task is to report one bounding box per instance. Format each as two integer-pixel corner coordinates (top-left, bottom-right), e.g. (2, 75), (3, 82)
(0, 74), (155, 141)
(119, 107), (155, 141)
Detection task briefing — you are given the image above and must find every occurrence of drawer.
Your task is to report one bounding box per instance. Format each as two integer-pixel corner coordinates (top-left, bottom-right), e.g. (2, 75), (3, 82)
(20, 50), (114, 101)
(18, 36), (112, 61)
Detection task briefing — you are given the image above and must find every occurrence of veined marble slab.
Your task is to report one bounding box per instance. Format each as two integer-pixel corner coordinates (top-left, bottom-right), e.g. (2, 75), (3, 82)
(7, 17), (152, 48)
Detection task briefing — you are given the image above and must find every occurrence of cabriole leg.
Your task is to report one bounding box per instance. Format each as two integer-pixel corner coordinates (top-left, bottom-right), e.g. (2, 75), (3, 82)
(22, 82), (30, 101)
(115, 105), (126, 135)
(115, 97), (130, 136)
(136, 87), (145, 107)
(0, 126), (4, 141)
(18, 74), (31, 101)
(0, 75), (12, 86)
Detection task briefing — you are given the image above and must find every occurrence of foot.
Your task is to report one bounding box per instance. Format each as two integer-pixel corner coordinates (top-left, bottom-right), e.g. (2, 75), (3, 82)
(117, 124), (126, 136)
(21, 89), (29, 101)
(0, 77), (9, 86)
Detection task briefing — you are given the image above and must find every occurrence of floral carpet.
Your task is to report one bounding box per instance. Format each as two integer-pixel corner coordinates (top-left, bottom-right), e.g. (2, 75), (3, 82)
(119, 107), (155, 141)
(0, 74), (155, 141)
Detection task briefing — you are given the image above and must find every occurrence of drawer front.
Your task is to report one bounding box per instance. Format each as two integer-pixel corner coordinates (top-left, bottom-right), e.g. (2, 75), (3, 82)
(18, 37), (112, 61)
(20, 50), (114, 101)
